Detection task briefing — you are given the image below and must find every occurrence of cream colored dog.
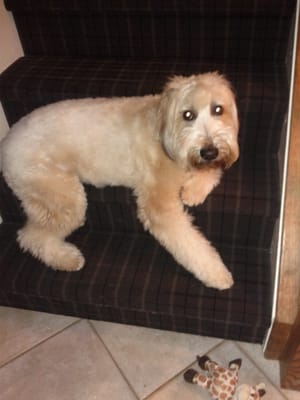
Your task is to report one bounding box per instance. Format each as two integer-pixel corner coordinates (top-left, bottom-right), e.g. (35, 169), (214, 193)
(0, 73), (239, 289)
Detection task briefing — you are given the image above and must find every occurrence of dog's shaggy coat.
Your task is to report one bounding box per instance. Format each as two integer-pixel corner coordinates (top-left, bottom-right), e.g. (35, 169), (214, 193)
(1, 73), (239, 289)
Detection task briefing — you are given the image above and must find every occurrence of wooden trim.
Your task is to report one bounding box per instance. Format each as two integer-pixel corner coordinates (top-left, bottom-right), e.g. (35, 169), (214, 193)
(282, 343), (300, 389)
(280, 313), (300, 389)
(276, 14), (300, 328)
(265, 10), (300, 390)
(265, 322), (293, 360)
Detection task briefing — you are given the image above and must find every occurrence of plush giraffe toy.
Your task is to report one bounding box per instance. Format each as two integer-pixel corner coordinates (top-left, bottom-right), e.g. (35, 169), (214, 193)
(184, 355), (266, 400)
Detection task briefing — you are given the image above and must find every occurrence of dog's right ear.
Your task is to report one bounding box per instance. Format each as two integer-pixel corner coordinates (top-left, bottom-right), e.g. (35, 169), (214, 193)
(156, 80), (181, 161)
(158, 75), (195, 129)
(156, 87), (176, 160)
(157, 75), (198, 161)
(157, 85), (175, 139)
(158, 75), (198, 119)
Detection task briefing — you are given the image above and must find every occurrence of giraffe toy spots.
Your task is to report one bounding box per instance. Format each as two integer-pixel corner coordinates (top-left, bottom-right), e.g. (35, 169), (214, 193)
(184, 355), (266, 400)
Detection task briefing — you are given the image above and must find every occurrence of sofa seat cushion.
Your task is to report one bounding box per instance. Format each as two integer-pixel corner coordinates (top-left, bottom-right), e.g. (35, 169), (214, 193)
(0, 223), (271, 343)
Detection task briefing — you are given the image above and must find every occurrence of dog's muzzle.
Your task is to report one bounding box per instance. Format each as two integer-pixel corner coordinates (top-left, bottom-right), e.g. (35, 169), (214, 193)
(200, 145), (219, 161)
(188, 143), (234, 171)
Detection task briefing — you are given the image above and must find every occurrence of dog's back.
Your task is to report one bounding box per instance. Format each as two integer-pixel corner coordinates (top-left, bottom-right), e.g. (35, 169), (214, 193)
(1, 95), (160, 192)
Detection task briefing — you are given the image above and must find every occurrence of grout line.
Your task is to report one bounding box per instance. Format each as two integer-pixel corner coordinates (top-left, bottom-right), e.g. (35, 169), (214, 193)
(142, 340), (227, 399)
(0, 318), (81, 371)
(87, 320), (140, 400)
(234, 342), (289, 400)
(207, 339), (229, 355)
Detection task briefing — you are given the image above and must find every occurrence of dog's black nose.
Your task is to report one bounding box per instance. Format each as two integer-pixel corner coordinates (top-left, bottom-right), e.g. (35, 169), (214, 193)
(200, 146), (219, 161)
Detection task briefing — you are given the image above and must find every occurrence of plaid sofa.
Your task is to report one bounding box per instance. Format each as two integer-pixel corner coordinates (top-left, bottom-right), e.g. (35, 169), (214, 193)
(0, 0), (297, 343)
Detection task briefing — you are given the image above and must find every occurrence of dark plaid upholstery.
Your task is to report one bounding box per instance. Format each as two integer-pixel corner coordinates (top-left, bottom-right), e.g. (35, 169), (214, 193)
(4, 0), (295, 63)
(0, 225), (271, 342)
(0, 0), (297, 342)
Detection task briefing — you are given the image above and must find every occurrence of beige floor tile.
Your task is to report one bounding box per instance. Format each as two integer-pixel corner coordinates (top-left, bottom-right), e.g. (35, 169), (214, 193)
(0, 320), (137, 400)
(238, 341), (281, 386)
(282, 389), (300, 400)
(92, 320), (222, 399)
(0, 306), (77, 366)
(146, 372), (211, 400)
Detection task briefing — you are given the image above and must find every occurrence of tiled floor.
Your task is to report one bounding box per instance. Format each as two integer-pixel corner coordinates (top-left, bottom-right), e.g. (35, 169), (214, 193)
(0, 306), (299, 400)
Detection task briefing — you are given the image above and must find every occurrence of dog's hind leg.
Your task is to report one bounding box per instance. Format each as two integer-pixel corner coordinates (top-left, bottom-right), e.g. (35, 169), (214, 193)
(18, 224), (85, 271)
(137, 182), (233, 290)
(17, 172), (87, 271)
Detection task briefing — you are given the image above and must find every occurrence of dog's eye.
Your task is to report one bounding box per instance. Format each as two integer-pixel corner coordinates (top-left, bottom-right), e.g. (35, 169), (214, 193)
(211, 104), (224, 116)
(183, 110), (197, 121)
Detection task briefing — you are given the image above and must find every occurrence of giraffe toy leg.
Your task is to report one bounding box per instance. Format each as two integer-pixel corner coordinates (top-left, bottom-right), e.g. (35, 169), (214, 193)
(184, 369), (212, 390)
(198, 355), (221, 375)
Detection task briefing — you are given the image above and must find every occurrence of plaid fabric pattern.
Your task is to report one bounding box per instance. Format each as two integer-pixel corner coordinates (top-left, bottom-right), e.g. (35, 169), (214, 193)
(5, 0), (295, 63)
(0, 225), (271, 342)
(0, 0), (297, 342)
(4, 0), (295, 14)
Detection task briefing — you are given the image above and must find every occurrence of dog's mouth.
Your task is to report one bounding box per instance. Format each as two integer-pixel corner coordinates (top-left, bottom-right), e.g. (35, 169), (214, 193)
(188, 147), (235, 171)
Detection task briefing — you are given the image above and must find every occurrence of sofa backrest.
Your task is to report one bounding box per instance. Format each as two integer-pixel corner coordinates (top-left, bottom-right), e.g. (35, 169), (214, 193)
(5, 0), (296, 63)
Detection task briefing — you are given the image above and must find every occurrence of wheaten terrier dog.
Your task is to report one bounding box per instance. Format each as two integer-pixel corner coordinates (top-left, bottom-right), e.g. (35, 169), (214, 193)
(1, 72), (239, 289)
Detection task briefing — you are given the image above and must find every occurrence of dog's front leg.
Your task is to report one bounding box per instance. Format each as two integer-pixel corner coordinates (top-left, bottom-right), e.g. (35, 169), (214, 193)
(136, 183), (233, 290)
(180, 168), (223, 207)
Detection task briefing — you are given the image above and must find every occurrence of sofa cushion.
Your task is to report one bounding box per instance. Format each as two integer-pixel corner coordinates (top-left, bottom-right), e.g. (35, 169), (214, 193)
(0, 224), (271, 342)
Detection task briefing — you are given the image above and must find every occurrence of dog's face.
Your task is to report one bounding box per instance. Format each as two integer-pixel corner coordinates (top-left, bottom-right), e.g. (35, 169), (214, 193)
(158, 73), (239, 171)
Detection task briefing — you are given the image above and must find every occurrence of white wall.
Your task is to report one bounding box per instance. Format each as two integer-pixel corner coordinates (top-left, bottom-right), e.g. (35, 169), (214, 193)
(0, 0), (23, 141)
(0, 0), (23, 222)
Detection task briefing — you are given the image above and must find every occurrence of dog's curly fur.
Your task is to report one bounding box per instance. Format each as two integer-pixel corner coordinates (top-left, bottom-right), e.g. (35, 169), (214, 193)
(0, 72), (239, 289)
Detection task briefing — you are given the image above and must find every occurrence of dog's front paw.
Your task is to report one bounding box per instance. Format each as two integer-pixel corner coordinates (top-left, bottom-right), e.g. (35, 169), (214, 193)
(213, 269), (234, 290)
(180, 169), (223, 206)
(180, 184), (207, 207)
(204, 266), (234, 290)
(196, 255), (234, 290)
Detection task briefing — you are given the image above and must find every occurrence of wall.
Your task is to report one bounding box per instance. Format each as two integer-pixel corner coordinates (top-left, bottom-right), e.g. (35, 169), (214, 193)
(0, 0), (23, 141)
(0, 0), (23, 222)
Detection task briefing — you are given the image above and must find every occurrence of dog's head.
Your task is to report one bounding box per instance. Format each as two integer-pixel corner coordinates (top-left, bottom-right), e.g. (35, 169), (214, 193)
(158, 73), (239, 171)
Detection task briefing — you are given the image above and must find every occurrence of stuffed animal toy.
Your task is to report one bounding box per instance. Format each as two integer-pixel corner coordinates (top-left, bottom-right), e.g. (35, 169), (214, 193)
(233, 383), (266, 400)
(184, 355), (266, 400)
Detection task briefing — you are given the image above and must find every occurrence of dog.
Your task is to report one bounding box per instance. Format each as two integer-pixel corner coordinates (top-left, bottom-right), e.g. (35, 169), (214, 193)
(0, 72), (239, 289)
